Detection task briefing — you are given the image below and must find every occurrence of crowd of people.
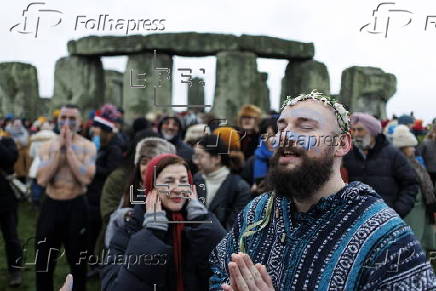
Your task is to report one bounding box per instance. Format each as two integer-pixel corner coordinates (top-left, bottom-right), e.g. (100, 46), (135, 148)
(0, 92), (435, 290)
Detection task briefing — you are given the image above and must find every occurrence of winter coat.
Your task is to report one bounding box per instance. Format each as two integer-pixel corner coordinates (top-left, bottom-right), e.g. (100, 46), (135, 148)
(238, 130), (260, 160)
(95, 167), (130, 254)
(87, 135), (124, 207)
(100, 204), (226, 291)
(420, 138), (436, 174)
(193, 172), (251, 230)
(0, 137), (19, 211)
(343, 134), (419, 218)
(403, 156), (436, 250)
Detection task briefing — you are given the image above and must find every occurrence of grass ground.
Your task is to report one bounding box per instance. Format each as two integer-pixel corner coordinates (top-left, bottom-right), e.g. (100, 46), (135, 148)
(0, 202), (100, 291)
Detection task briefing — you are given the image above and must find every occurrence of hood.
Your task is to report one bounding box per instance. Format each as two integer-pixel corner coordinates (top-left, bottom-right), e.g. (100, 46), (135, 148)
(157, 115), (184, 144)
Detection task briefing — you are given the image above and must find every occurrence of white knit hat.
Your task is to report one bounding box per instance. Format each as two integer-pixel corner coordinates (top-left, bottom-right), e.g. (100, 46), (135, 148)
(393, 125), (418, 148)
(134, 137), (176, 165)
(184, 123), (210, 143)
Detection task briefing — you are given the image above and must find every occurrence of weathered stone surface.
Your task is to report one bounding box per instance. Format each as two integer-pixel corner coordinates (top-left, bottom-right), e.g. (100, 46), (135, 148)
(239, 35), (314, 60)
(0, 62), (39, 120)
(67, 33), (314, 59)
(36, 97), (52, 117)
(105, 70), (123, 108)
(187, 77), (205, 113)
(52, 56), (105, 115)
(213, 51), (259, 124)
(338, 66), (396, 119)
(280, 60), (330, 107)
(123, 53), (172, 123)
(252, 72), (270, 113)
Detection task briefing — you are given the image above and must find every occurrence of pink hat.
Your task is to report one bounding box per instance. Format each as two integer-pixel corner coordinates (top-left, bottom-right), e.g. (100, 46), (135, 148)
(351, 113), (382, 136)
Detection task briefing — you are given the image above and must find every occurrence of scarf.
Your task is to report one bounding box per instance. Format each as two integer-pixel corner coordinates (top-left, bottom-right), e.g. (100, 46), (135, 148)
(171, 212), (185, 291)
(203, 167), (230, 207)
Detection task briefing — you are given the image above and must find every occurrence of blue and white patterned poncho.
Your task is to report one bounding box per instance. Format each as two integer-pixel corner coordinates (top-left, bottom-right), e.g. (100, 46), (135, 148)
(209, 181), (436, 290)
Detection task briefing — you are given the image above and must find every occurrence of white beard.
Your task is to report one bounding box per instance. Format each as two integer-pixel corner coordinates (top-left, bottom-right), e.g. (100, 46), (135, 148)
(162, 132), (176, 141)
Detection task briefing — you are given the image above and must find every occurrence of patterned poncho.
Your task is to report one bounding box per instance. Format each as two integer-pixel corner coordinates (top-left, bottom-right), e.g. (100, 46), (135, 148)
(209, 181), (436, 290)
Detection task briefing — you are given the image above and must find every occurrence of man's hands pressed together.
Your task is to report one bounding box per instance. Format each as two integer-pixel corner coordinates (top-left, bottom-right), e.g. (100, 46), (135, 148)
(222, 253), (274, 291)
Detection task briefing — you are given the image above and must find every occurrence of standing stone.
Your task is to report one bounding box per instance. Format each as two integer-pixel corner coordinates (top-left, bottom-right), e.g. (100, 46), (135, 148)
(339, 66), (396, 119)
(252, 72), (270, 113)
(52, 56), (105, 116)
(213, 51), (258, 124)
(0, 62), (39, 120)
(280, 60), (330, 108)
(123, 53), (172, 123)
(187, 77), (205, 113)
(105, 70), (124, 108)
(36, 97), (52, 117)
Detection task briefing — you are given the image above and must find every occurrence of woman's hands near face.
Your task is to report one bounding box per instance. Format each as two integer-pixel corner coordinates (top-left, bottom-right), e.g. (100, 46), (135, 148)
(146, 189), (163, 213)
(189, 185), (198, 201)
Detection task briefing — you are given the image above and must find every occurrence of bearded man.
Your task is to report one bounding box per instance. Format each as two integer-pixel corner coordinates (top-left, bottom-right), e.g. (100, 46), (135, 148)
(344, 112), (419, 218)
(209, 91), (436, 290)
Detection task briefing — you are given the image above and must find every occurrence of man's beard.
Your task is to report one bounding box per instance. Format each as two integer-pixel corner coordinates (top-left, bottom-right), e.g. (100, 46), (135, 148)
(162, 131), (177, 141)
(266, 145), (335, 202)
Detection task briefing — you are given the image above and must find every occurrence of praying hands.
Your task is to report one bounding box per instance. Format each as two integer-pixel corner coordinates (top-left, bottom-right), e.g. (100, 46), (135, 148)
(222, 253), (274, 291)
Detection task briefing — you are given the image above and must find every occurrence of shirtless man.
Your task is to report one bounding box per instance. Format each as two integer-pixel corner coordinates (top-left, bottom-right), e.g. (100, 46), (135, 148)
(35, 104), (96, 291)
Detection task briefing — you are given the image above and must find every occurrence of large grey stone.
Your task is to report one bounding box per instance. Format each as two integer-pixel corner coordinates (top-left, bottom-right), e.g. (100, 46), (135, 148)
(280, 60), (330, 108)
(52, 56), (105, 115)
(187, 77), (205, 113)
(123, 52), (172, 123)
(105, 70), (123, 108)
(0, 62), (39, 120)
(252, 72), (270, 113)
(239, 34), (314, 60)
(36, 97), (52, 117)
(67, 33), (314, 59)
(213, 51), (259, 124)
(339, 66), (397, 119)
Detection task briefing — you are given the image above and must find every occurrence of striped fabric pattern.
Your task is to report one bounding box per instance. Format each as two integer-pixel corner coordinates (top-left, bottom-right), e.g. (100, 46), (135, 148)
(209, 181), (436, 290)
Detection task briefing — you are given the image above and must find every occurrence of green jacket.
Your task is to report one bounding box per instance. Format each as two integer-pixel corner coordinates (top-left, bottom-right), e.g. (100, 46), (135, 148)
(96, 166), (130, 254)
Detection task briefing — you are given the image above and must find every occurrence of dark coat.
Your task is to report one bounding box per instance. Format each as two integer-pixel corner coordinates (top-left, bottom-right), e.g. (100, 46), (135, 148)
(0, 137), (18, 211)
(100, 204), (226, 291)
(193, 172), (251, 230)
(237, 129), (260, 160)
(343, 134), (419, 218)
(87, 135), (124, 207)
(241, 156), (254, 186)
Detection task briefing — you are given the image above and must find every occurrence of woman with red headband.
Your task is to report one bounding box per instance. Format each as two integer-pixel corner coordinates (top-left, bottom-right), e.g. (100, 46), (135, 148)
(101, 153), (226, 291)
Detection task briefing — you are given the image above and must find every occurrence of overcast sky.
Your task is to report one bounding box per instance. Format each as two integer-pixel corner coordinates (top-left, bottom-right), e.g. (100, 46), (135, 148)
(1, 0), (435, 123)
